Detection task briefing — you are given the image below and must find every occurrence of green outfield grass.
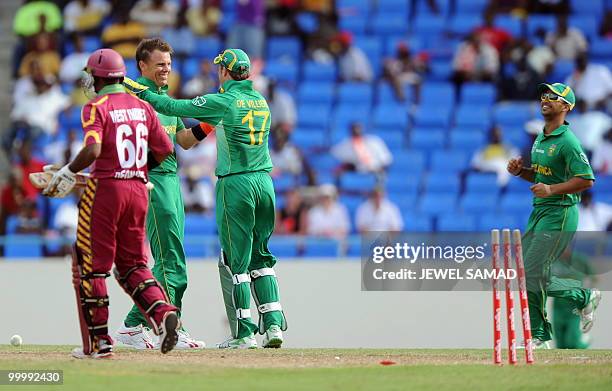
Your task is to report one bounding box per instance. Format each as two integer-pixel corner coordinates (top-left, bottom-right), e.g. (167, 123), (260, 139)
(1, 346), (611, 390)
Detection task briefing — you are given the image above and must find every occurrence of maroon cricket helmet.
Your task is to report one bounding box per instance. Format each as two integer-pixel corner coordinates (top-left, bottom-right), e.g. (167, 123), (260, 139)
(86, 48), (126, 78)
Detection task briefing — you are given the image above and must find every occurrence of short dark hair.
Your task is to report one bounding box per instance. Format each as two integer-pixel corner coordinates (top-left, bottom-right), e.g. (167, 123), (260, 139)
(227, 68), (250, 81)
(135, 38), (173, 73)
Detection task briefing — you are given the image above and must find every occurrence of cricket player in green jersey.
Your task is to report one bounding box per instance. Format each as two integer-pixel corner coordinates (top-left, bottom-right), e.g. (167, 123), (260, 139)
(114, 38), (206, 350)
(124, 48), (287, 349)
(507, 82), (601, 348)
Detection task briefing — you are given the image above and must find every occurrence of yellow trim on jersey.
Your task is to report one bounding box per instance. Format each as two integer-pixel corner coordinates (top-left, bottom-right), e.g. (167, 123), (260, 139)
(84, 130), (101, 145)
(81, 95), (109, 128)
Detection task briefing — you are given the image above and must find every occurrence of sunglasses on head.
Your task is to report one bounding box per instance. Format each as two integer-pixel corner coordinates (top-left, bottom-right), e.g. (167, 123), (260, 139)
(540, 92), (562, 102)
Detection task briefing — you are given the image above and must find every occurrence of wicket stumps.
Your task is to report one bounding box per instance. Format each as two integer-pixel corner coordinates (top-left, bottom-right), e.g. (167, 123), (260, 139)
(491, 229), (534, 365)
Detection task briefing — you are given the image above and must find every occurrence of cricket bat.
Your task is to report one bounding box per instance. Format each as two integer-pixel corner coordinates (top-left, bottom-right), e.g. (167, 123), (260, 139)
(29, 165), (89, 191)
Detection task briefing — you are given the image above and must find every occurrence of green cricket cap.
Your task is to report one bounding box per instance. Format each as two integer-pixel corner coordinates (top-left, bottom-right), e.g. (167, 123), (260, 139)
(213, 48), (250, 75)
(537, 82), (576, 110)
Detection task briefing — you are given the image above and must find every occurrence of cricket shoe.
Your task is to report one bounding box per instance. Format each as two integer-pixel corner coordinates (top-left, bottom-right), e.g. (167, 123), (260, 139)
(518, 338), (551, 350)
(72, 339), (113, 359)
(578, 288), (602, 333)
(262, 325), (283, 348)
(114, 324), (156, 349)
(158, 311), (180, 354)
(174, 330), (205, 350)
(216, 335), (258, 349)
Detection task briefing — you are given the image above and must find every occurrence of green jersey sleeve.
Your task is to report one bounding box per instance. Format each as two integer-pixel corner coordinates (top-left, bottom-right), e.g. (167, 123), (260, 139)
(564, 141), (595, 181)
(176, 117), (186, 131)
(140, 90), (229, 125)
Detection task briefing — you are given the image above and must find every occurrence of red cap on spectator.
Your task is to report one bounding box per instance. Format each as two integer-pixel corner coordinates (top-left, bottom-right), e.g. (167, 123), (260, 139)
(86, 48), (126, 78)
(336, 31), (353, 46)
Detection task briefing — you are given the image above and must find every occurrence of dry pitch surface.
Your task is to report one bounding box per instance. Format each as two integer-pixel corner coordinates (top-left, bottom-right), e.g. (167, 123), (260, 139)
(1, 346), (612, 390)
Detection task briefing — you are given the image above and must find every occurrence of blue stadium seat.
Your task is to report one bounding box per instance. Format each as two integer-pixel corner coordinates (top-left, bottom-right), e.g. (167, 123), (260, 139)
(421, 82), (455, 106)
(413, 15), (446, 37)
(372, 103), (408, 128)
(402, 212), (433, 232)
(181, 58), (200, 80)
(465, 173), (499, 193)
(297, 104), (332, 128)
(551, 60), (574, 81)
(455, 0), (489, 14)
(339, 15), (367, 34)
(383, 36), (424, 56)
(478, 213), (519, 232)
(337, 0), (371, 17)
(461, 83), (497, 105)
(340, 195), (365, 220)
(303, 238), (339, 257)
(494, 15), (522, 37)
(298, 82), (335, 105)
(413, 106), (453, 128)
(596, 175), (612, 192)
(571, 0), (604, 14)
(569, 16), (598, 39)
(449, 130), (486, 152)
(370, 13), (408, 36)
(4, 235), (43, 259)
(423, 172), (460, 194)
(388, 149), (426, 172)
(438, 213), (477, 232)
(296, 12), (319, 33)
(526, 15), (556, 38)
(268, 238), (299, 258)
(193, 37), (222, 59)
(273, 175), (296, 193)
(332, 104), (371, 130)
(459, 192), (497, 214)
(493, 103), (533, 126)
(499, 193), (533, 214)
(218, 11), (235, 34)
(386, 176), (420, 194)
(58, 107), (82, 129)
(377, 0), (410, 14)
(429, 60), (454, 81)
(5, 216), (19, 234)
(449, 14), (482, 35)
(291, 130), (327, 150)
(337, 83), (373, 105)
(590, 39), (612, 61)
(309, 154), (340, 172)
(267, 37), (302, 62)
(418, 193), (457, 216)
(430, 150), (469, 173)
(376, 130), (404, 146)
(410, 128), (446, 150)
(184, 214), (216, 235)
(414, 0), (451, 17)
(264, 61), (298, 85)
(353, 36), (383, 75)
(303, 61), (337, 81)
(340, 173), (378, 193)
(455, 105), (492, 129)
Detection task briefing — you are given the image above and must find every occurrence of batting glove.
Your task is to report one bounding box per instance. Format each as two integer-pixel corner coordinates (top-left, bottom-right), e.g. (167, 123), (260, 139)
(43, 164), (77, 198)
(123, 76), (149, 96)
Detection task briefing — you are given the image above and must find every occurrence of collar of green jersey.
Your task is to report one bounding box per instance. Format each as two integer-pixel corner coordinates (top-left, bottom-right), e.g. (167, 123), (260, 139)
(218, 79), (253, 93)
(98, 83), (127, 95)
(136, 76), (168, 94)
(542, 121), (569, 137)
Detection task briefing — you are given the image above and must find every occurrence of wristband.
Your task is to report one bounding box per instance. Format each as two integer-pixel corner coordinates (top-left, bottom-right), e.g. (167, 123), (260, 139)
(514, 168), (523, 177)
(192, 122), (214, 141)
(147, 151), (161, 170)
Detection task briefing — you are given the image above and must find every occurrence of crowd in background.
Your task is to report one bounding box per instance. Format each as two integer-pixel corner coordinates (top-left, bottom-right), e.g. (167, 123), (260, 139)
(2, 0), (612, 257)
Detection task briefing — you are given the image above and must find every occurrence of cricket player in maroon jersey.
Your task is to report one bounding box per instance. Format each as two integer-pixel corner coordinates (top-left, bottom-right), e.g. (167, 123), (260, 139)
(43, 48), (180, 359)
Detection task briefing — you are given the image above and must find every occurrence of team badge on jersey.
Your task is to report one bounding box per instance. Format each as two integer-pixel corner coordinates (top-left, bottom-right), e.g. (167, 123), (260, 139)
(547, 144), (557, 156)
(192, 96), (207, 107)
(579, 152), (590, 164)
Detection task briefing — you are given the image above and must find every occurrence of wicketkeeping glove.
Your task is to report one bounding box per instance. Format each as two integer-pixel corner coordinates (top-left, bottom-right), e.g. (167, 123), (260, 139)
(43, 164), (77, 198)
(123, 76), (149, 96)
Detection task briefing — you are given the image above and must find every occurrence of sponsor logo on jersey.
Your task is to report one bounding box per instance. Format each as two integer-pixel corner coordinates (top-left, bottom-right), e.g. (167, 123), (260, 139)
(547, 144), (557, 156)
(532, 164), (553, 176)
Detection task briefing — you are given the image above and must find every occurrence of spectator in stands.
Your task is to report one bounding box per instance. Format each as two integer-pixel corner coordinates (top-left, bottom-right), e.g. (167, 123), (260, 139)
(161, 8), (195, 60)
(306, 184), (350, 239)
(382, 42), (429, 103)
(473, 10), (513, 54)
(270, 130), (304, 177)
(499, 57), (539, 101)
(565, 54), (612, 111)
(130, 0), (179, 36)
(63, 0), (110, 37)
(0, 169), (26, 247)
(15, 141), (45, 202)
(545, 15), (588, 61)
(44, 129), (81, 166)
(267, 79), (297, 129)
(18, 33), (61, 78)
(54, 194), (80, 255)
(101, 14), (147, 58)
(16, 199), (42, 234)
(59, 35), (91, 83)
(577, 191), (612, 231)
(267, 0), (300, 36)
(568, 100), (612, 152)
(177, 133), (217, 180)
(186, 0), (221, 36)
(471, 126), (519, 186)
(527, 0), (569, 14)
(182, 59), (217, 98)
(9, 70), (70, 148)
(592, 128), (612, 174)
(331, 122), (393, 175)
(600, 11), (612, 39)
(227, 0), (266, 60)
(355, 187), (403, 233)
(525, 32), (556, 77)
(331, 31), (373, 82)
(181, 168), (214, 214)
(276, 188), (307, 235)
(452, 34), (499, 90)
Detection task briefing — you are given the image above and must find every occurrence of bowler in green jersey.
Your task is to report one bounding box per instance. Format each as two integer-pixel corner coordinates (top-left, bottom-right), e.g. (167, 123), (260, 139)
(506, 82), (602, 347)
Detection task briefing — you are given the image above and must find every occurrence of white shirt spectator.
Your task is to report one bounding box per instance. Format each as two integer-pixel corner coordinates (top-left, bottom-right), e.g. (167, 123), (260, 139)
(332, 134), (392, 173)
(591, 137), (612, 174)
(452, 40), (500, 76)
(11, 83), (70, 135)
(63, 0), (110, 33)
(270, 142), (303, 176)
(578, 202), (612, 231)
(177, 134), (217, 179)
(181, 178), (214, 211)
(54, 199), (79, 236)
(59, 51), (91, 83)
(339, 47), (373, 82)
(356, 198), (403, 232)
(527, 45), (555, 75)
(307, 186), (350, 239)
(546, 28), (587, 60)
(269, 89), (297, 127)
(565, 64), (612, 110)
(567, 111), (612, 151)
(130, 0), (179, 36)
